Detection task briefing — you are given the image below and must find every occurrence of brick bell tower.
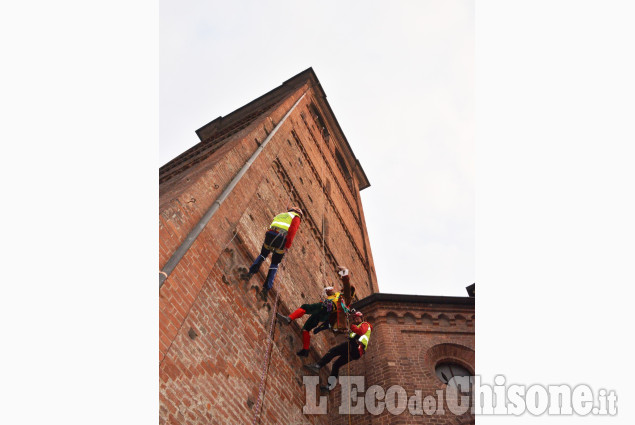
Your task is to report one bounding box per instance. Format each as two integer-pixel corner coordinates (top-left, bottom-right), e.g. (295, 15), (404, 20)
(159, 68), (379, 425)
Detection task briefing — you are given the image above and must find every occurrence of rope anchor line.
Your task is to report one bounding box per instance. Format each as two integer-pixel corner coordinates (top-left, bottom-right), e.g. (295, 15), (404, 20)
(251, 289), (281, 425)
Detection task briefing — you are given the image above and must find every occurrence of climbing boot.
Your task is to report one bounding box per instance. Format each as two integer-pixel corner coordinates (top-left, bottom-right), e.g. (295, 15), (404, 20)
(260, 287), (269, 301)
(276, 313), (291, 325)
(296, 349), (310, 357)
(303, 363), (321, 373)
(319, 385), (332, 393)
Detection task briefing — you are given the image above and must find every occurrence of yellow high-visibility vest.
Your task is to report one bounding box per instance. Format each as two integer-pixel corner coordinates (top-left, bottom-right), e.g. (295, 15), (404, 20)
(326, 292), (341, 302)
(350, 322), (372, 350)
(270, 211), (299, 231)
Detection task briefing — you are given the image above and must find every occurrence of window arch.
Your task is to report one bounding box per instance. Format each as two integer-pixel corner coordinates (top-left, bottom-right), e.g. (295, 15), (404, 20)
(386, 312), (398, 324)
(438, 314), (451, 327)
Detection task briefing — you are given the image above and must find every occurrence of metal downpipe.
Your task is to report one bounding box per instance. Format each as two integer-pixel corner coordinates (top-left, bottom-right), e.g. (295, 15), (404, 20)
(159, 92), (307, 288)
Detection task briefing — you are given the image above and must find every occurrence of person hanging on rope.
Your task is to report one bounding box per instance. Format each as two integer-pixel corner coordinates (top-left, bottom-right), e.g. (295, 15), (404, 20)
(303, 310), (373, 392)
(276, 266), (355, 357)
(242, 206), (303, 298)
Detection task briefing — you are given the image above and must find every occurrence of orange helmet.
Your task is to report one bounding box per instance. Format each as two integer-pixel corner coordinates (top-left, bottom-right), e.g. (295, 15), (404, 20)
(288, 206), (303, 217)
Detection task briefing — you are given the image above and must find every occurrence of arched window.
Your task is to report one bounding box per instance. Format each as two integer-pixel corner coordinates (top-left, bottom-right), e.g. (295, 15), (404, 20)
(435, 363), (472, 395)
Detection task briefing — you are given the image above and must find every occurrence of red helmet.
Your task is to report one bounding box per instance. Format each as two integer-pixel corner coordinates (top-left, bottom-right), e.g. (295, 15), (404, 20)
(288, 206), (303, 217)
(353, 311), (363, 318)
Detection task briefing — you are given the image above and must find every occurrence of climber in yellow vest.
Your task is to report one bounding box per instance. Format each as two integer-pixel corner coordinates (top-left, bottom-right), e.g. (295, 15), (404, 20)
(244, 206), (303, 296)
(304, 310), (373, 392)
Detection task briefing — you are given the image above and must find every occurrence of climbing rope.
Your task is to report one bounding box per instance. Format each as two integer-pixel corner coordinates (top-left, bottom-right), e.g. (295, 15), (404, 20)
(346, 313), (351, 425)
(251, 92), (311, 424)
(251, 287), (281, 425)
(319, 110), (328, 294)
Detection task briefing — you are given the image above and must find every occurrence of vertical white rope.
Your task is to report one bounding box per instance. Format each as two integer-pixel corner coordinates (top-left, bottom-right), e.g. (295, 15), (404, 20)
(320, 117), (327, 291)
(347, 314), (351, 424)
(251, 90), (308, 424)
(251, 289), (280, 425)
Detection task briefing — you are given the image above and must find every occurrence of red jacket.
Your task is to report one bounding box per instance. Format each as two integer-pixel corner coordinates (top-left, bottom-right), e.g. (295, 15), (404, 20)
(284, 216), (301, 249)
(350, 321), (372, 336)
(350, 321), (373, 356)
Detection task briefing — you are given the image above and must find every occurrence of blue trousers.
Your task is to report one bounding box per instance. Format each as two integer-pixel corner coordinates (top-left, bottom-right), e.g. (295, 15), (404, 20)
(249, 230), (286, 290)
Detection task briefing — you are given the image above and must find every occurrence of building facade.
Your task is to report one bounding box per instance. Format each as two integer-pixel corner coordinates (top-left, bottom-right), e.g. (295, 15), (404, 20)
(345, 293), (475, 425)
(159, 69), (474, 425)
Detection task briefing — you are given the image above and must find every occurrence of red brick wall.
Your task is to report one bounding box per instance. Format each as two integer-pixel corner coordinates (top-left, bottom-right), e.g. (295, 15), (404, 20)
(159, 74), (474, 425)
(333, 300), (475, 425)
(159, 80), (378, 425)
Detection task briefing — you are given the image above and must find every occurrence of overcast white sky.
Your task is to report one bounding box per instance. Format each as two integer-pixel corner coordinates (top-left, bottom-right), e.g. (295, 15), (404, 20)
(160, 0), (474, 297)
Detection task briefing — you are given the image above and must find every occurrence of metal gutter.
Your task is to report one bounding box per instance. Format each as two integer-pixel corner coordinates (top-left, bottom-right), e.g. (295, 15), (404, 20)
(352, 292), (475, 310)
